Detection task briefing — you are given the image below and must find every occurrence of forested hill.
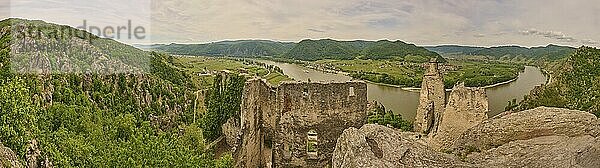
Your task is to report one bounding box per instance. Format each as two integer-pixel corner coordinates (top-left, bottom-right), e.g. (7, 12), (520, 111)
(283, 39), (442, 61)
(1, 18), (234, 167)
(155, 39), (443, 62)
(426, 44), (575, 61)
(425, 45), (485, 55)
(282, 39), (358, 60)
(3, 18), (151, 74)
(515, 46), (600, 117)
(156, 40), (295, 57)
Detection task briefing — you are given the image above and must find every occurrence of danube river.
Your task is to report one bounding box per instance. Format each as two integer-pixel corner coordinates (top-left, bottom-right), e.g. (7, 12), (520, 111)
(259, 60), (547, 121)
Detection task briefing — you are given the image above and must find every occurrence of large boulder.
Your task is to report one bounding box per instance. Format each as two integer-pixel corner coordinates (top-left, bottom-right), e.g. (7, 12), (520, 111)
(1, 142), (22, 168)
(450, 107), (600, 155)
(332, 124), (471, 168)
(333, 107), (600, 168)
(467, 135), (600, 168)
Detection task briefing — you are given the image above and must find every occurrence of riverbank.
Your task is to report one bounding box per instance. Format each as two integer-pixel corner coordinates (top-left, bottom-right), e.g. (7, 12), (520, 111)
(289, 60), (526, 92)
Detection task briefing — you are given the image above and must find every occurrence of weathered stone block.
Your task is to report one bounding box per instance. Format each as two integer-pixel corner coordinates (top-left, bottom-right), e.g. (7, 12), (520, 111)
(429, 83), (489, 150)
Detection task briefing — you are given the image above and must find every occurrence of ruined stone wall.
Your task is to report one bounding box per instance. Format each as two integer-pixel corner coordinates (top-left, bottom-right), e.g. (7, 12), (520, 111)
(235, 78), (277, 168)
(414, 59), (446, 134)
(272, 81), (368, 168)
(429, 83), (489, 150)
(233, 79), (368, 168)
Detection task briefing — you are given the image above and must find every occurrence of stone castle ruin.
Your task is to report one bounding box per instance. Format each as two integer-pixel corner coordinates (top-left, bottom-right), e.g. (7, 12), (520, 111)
(413, 58), (447, 134)
(332, 59), (600, 167)
(414, 58), (490, 150)
(224, 78), (368, 167)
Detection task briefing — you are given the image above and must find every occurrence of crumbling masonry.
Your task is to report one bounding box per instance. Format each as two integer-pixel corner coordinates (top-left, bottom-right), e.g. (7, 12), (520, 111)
(225, 78), (368, 168)
(414, 59), (446, 134)
(414, 59), (490, 150)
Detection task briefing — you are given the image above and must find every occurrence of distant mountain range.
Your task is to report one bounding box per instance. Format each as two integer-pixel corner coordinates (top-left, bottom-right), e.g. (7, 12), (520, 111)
(153, 39), (443, 62)
(153, 40), (295, 57)
(426, 44), (576, 61)
(152, 40), (575, 62)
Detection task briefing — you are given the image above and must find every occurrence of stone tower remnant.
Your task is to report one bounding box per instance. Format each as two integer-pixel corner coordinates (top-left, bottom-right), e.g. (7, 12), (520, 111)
(429, 83), (489, 149)
(414, 58), (446, 134)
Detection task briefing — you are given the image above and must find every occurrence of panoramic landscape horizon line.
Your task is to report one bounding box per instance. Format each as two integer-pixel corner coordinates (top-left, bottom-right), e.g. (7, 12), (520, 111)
(135, 38), (584, 49)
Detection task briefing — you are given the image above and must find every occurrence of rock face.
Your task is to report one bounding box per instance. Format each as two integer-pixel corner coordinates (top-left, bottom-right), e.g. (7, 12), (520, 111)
(466, 135), (600, 168)
(25, 139), (53, 168)
(221, 117), (240, 151)
(234, 79), (276, 168)
(229, 78), (368, 168)
(414, 59), (446, 134)
(333, 107), (600, 168)
(450, 107), (600, 155)
(332, 124), (470, 168)
(1, 142), (22, 168)
(429, 83), (488, 150)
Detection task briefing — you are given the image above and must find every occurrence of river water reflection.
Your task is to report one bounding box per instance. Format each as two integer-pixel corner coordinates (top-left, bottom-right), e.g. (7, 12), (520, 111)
(258, 60), (546, 121)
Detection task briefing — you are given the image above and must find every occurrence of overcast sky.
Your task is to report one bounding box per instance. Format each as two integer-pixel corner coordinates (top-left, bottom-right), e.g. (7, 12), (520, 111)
(2, 0), (599, 47)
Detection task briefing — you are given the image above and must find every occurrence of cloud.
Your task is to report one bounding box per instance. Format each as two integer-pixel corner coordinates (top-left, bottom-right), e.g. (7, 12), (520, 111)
(520, 28), (596, 45)
(2, 0), (599, 47)
(306, 28), (325, 33)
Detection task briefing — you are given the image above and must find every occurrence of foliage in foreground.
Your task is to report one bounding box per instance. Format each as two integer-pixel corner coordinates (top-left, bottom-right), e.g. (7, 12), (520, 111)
(0, 18), (235, 167)
(202, 73), (246, 141)
(367, 102), (413, 131)
(0, 54), (234, 167)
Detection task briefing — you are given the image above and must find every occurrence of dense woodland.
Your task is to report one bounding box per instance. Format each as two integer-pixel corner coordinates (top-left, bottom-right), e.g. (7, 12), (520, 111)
(1, 19), (237, 167)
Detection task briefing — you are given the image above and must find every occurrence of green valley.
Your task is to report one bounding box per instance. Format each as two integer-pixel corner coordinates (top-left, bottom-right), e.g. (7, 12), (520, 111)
(169, 56), (291, 87)
(311, 59), (524, 88)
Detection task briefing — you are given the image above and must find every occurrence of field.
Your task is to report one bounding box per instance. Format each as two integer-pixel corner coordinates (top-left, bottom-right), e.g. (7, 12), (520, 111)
(171, 56), (291, 88)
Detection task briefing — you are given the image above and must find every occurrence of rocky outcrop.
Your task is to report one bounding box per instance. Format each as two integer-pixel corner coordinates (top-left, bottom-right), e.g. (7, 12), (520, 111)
(332, 124), (470, 168)
(414, 58), (446, 134)
(25, 139), (53, 168)
(221, 117), (240, 149)
(333, 107), (600, 168)
(467, 135), (600, 168)
(429, 83), (488, 150)
(1, 142), (22, 168)
(450, 107), (600, 155)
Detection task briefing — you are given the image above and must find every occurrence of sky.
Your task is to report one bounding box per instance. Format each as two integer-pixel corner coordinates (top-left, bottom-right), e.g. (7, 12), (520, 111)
(1, 0), (599, 47)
